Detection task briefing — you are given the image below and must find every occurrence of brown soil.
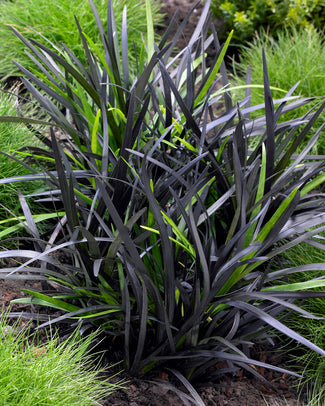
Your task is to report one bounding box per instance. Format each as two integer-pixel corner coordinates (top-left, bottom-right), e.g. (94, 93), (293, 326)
(105, 376), (306, 406)
(156, 0), (224, 53)
(0, 1), (312, 405)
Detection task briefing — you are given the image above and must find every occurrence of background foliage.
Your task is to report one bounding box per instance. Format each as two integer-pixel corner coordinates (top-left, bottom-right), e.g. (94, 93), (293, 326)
(0, 85), (45, 236)
(211, 0), (325, 44)
(0, 0), (163, 78)
(231, 26), (325, 154)
(279, 238), (325, 401)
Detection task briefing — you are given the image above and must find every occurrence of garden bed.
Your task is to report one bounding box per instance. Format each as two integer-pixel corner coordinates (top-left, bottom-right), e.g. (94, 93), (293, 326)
(0, 0), (323, 404)
(0, 275), (307, 406)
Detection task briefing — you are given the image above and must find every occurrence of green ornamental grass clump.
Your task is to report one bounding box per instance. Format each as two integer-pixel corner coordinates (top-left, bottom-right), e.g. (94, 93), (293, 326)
(0, 0), (163, 78)
(232, 27), (325, 154)
(1, 0), (325, 395)
(277, 239), (325, 403)
(0, 313), (123, 405)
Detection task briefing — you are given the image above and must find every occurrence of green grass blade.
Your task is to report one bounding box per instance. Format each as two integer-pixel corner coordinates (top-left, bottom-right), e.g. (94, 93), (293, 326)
(19, 289), (80, 312)
(301, 172), (325, 196)
(145, 0), (154, 62)
(194, 30), (233, 108)
(263, 280), (325, 292)
(244, 143), (266, 246)
(91, 108), (101, 157)
(256, 187), (299, 243)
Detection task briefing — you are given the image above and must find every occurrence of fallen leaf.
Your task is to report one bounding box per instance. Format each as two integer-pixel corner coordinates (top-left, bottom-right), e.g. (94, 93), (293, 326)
(260, 385), (276, 395)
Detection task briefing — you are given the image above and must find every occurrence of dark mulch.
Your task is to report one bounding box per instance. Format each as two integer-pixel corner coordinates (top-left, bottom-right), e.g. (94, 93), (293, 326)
(103, 363), (307, 406)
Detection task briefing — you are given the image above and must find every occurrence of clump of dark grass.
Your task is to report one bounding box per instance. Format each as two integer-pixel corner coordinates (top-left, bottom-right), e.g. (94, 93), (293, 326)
(0, 0), (325, 396)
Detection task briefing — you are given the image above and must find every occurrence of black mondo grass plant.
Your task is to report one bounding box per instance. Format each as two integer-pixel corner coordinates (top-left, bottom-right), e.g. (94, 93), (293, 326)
(1, 0), (325, 384)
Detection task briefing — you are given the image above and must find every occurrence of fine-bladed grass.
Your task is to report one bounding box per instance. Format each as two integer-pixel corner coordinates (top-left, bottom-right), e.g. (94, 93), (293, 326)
(0, 0), (163, 78)
(275, 237), (325, 404)
(0, 0), (325, 389)
(0, 311), (124, 405)
(0, 85), (46, 239)
(231, 26), (325, 154)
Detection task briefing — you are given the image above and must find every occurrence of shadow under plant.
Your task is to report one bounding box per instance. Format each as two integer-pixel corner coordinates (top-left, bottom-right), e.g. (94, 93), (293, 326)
(0, 0), (325, 396)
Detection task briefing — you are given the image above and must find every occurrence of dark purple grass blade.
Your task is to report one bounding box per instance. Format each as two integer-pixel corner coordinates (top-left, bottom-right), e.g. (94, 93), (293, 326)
(51, 130), (80, 230)
(141, 158), (176, 329)
(158, 59), (201, 138)
(130, 281), (148, 375)
(262, 49), (276, 193)
(225, 300), (325, 357)
(121, 6), (129, 89)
